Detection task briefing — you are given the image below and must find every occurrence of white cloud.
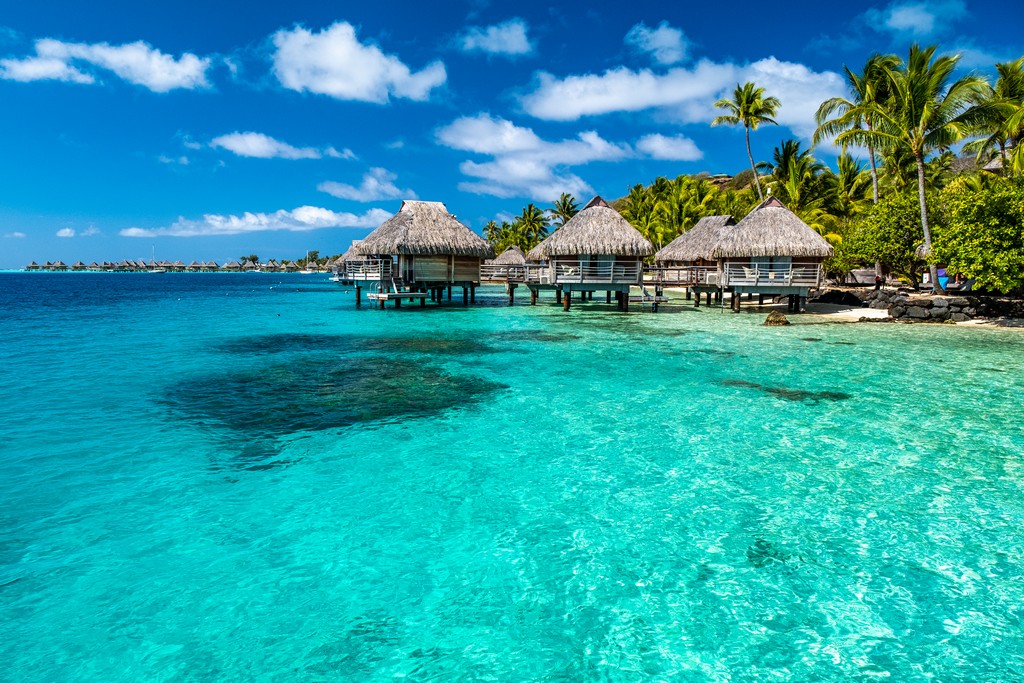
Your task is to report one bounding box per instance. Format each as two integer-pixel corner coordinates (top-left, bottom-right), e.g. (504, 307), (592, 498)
(318, 167), (416, 202)
(458, 18), (533, 56)
(0, 38), (210, 91)
(625, 21), (688, 65)
(635, 134), (703, 160)
(56, 227), (75, 237)
(4, 231), (27, 238)
(436, 113), (635, 200)
(120, 206), (390, 237)
(520, 57), (844, 139)
(864, 0), (967, 37)
(81, 227), (101, 236)
(272, 22), (446, 102)
(158, 155), (190, 165)
(210, 131), (345, 160)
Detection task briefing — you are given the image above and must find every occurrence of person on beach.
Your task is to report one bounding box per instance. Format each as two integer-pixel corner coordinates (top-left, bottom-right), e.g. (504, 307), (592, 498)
(874, 274), (883, 290)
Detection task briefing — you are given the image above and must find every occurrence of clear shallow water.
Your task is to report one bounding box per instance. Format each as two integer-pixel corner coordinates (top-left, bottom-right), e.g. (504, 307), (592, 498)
(2, 273), (1024, 682)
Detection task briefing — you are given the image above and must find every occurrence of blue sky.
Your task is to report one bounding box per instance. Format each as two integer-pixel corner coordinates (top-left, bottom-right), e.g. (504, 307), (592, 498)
(1, 0), (1021, 268)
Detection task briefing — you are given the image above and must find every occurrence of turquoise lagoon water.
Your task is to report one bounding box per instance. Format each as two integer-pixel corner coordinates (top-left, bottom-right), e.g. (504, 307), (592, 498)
(2, 272), (1024, 682)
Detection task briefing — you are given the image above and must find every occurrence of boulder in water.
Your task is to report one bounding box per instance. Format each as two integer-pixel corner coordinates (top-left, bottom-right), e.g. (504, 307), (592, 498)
(764, 310), (790, 326)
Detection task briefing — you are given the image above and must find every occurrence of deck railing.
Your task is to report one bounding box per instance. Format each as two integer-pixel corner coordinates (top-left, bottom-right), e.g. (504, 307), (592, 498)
(646, 265), (717, 286)
(480, 264), (527, 282)
(339, 259), (393, 281)
(723, 262), (822, 288)
(522, 260), (642, 285)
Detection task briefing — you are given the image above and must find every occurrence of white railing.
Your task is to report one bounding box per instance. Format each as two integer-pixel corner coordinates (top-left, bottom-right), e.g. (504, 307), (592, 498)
(339, 259), (393, 281)
(480, 264), (527, 282)
(646, 265), (716, 286)
(723, 262), (821, 288)
(523, 260), (642, 285)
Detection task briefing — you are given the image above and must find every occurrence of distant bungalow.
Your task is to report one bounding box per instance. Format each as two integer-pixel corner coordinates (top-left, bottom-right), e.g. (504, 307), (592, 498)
(654, 197), (833, 312)
(349, 200), (495, 308)
(525, 196), (655, 311)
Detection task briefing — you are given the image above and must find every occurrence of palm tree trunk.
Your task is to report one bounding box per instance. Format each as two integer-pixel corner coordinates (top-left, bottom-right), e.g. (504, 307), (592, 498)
(745, 126), (763, 200)
(869, 141), (883, 278)
(916, 154), (943, 293)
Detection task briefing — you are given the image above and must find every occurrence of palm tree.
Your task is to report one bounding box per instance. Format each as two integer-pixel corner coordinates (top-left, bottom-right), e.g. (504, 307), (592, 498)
(548, 193), (579, 227)
(837, 44), (995, 292)
(963, 57), (1024, 174)
(712, 82), (780, 201)
(829, 153), (872, 218)
(514, 203), (549, 250)
(815, 54), (900, 204)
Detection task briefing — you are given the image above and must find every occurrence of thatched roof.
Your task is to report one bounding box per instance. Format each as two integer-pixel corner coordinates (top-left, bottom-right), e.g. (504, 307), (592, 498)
(340, 240), (365, 261)
(357, 201), (494, 258)
(526, 196), (654, 260)
(492, 245), (527, 265)
(709, 197), (834, 258)
(655, 215), (736, 263)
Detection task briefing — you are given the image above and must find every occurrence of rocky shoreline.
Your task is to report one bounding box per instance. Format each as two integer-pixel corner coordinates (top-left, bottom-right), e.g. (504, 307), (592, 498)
(819, 288), (1024, 323)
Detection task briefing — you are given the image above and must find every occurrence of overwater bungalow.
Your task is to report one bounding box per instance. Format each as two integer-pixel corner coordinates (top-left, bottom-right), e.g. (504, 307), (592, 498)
(283, 261), (299, 272)
(524, 196), (655, 311)
(71, 261), (86, 271)
(351, 200), (495, 308)
(52, 261), (68, 271)
(481, 246), (527, 282)
(222, 261), (241, 272)
(25, 261), (39, 271)
(241, 260), (256, 272)
(264, 260), (280, 272)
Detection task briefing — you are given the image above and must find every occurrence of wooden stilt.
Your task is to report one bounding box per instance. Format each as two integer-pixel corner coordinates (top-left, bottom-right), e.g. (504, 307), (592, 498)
(356, 286), (362, 307)
(470, 286), (476, 304)
(379, 298), (385, 310)
(556, 289), (563, 304)
(606, 290), (612, 304)
(447, 286), (452, 301)
(694, 291), (700, 308)
(623, 290), (630, 312)
(420, 293), (426, 307)
(462, 286), (468, 305)
(686, 289), (692, 301)
(395, 296), (401, 308)
(758, 293), (764, 304)
(508, 285), (515, 305)
(563, 289), (571, 311)
(530, 289), (537, 306)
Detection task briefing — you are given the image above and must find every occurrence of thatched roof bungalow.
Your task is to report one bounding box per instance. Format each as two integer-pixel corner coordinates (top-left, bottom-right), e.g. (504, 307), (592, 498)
(481, 245), (528, 282)
(524, 197), (653, 309)
(356, 200), (494, 289)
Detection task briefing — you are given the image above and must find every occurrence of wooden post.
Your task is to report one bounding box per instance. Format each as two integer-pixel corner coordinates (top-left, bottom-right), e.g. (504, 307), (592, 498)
(623, 290), (630, 312)
(462, 286), (468, 305)
(694, 290), (700, 308)
(379, 298), (385, 310)
(355, 285), (362, 306)
(447, 286), (452, 301)
(563, 289), (571, 311)
(508, 285), (515, 305)
(556, 289), (563, 304)
(420, 293), (426, 307)
(530, 288), (537, 305)
(395, 296), (401, 308)
(470, 286), (476, 304)
(606, 291), (612, 304)
(758, 293), (764, 304)
(686, 289), (692, 301)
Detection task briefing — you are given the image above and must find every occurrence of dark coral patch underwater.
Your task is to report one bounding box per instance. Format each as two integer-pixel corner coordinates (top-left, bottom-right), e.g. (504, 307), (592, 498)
(159, 355), (508, 443)
(719, 379), (851, 403)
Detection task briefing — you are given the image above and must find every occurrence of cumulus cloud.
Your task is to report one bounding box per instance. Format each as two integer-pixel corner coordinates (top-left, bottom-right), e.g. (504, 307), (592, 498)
(4, 231), (27, 238)
(56, 227), (75, 237)
(625, 21), (689, 65)
(437, 114), (644, 200)
(318, 168), (416, 202)
(520, 57), (844, 139)
(0, 38), (210, 91)
(272, 22), (446, 102)
(458, 18), (533, 56)
(159, 155), (190, 165)
(210, 131), (349, 160)
(120, 206), (390, 237)
(635, 134), (703, 161)
(864, 0), (967, 38)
